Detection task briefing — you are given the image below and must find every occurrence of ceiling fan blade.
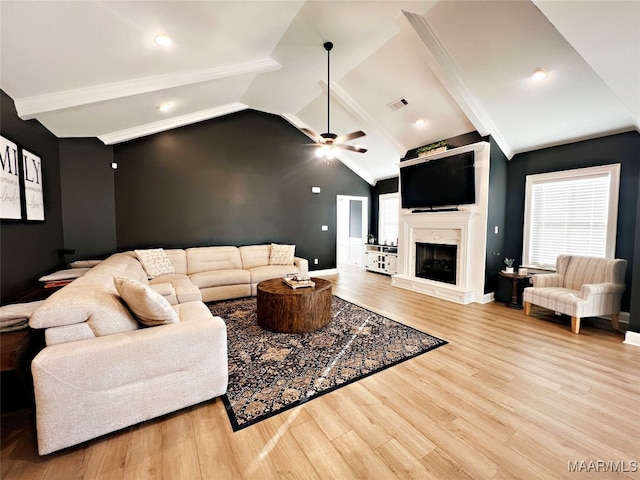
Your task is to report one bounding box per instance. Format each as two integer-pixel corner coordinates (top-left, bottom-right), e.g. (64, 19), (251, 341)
(301, 128), (323, 144)
(337, 143), (367, 154)
(335, 130), (366, 144)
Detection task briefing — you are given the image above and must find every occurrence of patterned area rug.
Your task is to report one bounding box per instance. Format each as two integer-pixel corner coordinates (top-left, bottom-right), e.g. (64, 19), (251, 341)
(208, 295), (447, 431)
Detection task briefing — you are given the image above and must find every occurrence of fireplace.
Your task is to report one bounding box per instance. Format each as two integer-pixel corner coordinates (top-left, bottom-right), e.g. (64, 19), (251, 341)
(415, 242), (457, 285)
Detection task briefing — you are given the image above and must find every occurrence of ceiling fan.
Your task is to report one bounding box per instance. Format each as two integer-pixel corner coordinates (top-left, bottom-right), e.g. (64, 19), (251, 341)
(302, 41), (367, 160)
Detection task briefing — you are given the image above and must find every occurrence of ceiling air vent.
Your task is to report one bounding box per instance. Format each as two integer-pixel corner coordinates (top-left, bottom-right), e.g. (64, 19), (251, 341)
(387, 97), (408, 111)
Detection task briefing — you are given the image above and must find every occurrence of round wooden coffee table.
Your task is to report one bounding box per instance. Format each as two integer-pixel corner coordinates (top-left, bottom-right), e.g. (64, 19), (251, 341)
(256, 278), (332, 333)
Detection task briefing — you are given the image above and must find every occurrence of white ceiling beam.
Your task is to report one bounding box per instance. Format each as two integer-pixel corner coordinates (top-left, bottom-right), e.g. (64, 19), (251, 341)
(327, 80), (408, 158)
(15, 58), (280, 119)
(98, 103), (249, 145)
(400, 10), (514, 159)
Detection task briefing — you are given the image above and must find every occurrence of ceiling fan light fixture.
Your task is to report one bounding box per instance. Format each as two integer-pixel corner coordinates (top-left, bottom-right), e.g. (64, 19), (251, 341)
(531, 68), (549, 82)
(154, 34), (173, 47)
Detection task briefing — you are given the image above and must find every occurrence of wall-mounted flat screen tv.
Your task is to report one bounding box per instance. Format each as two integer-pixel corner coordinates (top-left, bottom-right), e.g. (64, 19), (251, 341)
(400, 151), (475, 209)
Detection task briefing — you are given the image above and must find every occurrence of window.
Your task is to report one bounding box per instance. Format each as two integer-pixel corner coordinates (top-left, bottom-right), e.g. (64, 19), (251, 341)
(522, 164), (620, 269)
(378, 193), (399, 245)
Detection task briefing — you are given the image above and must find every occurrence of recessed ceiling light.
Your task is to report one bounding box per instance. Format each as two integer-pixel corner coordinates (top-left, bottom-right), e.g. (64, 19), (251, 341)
(531, 68), (549, 82)
(158, 102), (172, 112)
(154, 34), (173, 47)
(415, 119), (426, 127)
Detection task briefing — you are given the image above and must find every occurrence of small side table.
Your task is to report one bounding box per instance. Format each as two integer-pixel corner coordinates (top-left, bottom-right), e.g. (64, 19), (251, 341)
(498, 271), (532, 309)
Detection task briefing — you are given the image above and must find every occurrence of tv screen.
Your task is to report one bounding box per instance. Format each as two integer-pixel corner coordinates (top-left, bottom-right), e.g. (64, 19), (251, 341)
(400, 151), (475, 209)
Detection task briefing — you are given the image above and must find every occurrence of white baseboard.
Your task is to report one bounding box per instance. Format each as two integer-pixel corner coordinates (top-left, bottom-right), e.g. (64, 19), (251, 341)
(310, 268), (339, 277)
(623, 330), (640, 348)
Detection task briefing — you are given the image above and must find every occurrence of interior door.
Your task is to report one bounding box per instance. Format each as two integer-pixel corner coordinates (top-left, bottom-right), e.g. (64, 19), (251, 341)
(336, 195), (368, 267)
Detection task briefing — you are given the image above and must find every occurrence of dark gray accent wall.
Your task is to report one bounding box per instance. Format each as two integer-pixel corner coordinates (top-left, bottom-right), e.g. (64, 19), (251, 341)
(485, 137), (508, 295)
(630, 172), (640, 332)
(58, 138), (117, 262)
(504, 131), (639, 312)
(1, 89), (64, 301)
(113, 110), (371, 270)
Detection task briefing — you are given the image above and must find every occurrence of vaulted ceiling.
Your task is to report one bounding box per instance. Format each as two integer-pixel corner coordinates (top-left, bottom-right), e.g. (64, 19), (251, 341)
(1, 1), (638, 184)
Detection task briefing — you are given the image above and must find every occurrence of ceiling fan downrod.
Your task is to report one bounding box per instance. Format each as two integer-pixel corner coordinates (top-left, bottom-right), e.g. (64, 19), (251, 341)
(324, 41), (333, 137)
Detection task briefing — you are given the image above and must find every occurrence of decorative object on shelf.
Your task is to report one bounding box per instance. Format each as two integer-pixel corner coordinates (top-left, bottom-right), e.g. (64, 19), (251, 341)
(367, 233), (376, 244)
(518, 267), (528, 275)
(504, 257), (515, 274)
(416, 140), (449, 157)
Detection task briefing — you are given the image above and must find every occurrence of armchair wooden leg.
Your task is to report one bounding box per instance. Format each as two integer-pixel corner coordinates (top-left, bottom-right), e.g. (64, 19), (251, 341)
(524, 302), (531, 315)
(611, 314), (620, 331)
(571, 316), (581, 334)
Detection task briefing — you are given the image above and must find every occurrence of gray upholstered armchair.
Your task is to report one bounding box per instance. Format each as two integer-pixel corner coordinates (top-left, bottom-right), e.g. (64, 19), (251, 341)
(523, 255), (627, 334)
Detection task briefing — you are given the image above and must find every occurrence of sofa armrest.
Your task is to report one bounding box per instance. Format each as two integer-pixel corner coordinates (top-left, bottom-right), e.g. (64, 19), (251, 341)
(294, 257), (309, 275)
(531, 273), (563, 288)
(148, 282), (178, 305)
(148, 282), (175, 297)
(31, 315), (228, 455)
(580, 283), (626, 300)
(33, 316), (226, 391)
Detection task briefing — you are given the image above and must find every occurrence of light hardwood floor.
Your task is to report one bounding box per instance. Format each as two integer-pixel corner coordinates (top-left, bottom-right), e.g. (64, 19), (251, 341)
(2, 267), (639, 479)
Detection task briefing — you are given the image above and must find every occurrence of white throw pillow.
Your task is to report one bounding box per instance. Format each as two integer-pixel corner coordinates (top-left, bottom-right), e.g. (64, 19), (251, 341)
(269, 243), (295, 265)
(114, 277), (179, 326)
(135, 248), (175, 279)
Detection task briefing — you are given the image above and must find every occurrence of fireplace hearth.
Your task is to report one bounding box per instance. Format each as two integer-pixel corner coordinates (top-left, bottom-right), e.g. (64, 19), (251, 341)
(415, 242), (457, 285)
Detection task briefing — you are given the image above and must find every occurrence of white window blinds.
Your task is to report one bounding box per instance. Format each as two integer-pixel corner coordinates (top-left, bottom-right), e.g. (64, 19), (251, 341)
(378, 193), (399, 245)
(523, 164), (620, 269)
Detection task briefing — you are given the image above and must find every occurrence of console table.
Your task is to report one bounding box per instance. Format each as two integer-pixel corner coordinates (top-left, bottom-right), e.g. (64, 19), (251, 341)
(364, 244), (397, 275)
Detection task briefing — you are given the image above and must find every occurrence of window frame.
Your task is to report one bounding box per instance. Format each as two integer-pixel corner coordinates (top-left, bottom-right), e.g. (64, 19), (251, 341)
(378, 192), (399, 246)
(521, 163), (620, 270)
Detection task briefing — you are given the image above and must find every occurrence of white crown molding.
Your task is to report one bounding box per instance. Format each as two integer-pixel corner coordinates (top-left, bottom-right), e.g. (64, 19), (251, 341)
(15, 58), (280, 119)
(401, 11), (514, 160)
(98, 103), (249, 145)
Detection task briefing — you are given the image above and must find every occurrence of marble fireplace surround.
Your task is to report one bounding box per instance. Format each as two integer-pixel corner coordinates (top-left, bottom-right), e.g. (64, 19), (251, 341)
(392, 210), (486, 304)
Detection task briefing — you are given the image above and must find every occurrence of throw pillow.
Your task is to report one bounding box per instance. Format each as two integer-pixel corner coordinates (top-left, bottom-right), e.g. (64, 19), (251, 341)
(135, 248), (175, 279)
(269, 243), (295, 265)
(114, 277), (179, 327)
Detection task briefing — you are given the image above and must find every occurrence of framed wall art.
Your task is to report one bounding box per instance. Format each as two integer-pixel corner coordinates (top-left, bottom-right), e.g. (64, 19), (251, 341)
(1, 134), (23, 220)
(22, 148), (45, 221)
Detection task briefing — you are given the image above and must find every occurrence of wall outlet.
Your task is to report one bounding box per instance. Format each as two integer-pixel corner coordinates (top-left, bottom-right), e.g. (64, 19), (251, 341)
(321, 225), (328, 231)
(314, 258), (319, 265)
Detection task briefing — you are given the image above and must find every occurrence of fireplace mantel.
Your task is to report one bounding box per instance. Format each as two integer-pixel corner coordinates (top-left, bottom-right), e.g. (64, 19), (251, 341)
(392, 141), (491, 304)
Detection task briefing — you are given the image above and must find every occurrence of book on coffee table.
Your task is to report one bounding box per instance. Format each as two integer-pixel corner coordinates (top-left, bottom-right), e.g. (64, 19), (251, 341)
(282, 277), (315, 289)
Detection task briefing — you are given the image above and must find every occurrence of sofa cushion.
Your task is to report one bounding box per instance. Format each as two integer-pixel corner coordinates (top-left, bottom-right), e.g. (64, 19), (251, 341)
(562, 256), (612, 291)
(164, 249), (188, 275)
(239, 245), (271, 269)
(135, 248), (175, 279)
(248, 265), (300, 285)
(45, 323), (96, 346)
(189, 269), (250, 289)
(269, 243), (295, 265)
(114, 277), (179, 326)
(187, 246), (242, 274)
(30, 274), (139, 336)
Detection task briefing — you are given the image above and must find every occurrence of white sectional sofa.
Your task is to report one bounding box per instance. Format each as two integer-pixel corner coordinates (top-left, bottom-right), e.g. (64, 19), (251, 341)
(28, 243), (307, 455)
